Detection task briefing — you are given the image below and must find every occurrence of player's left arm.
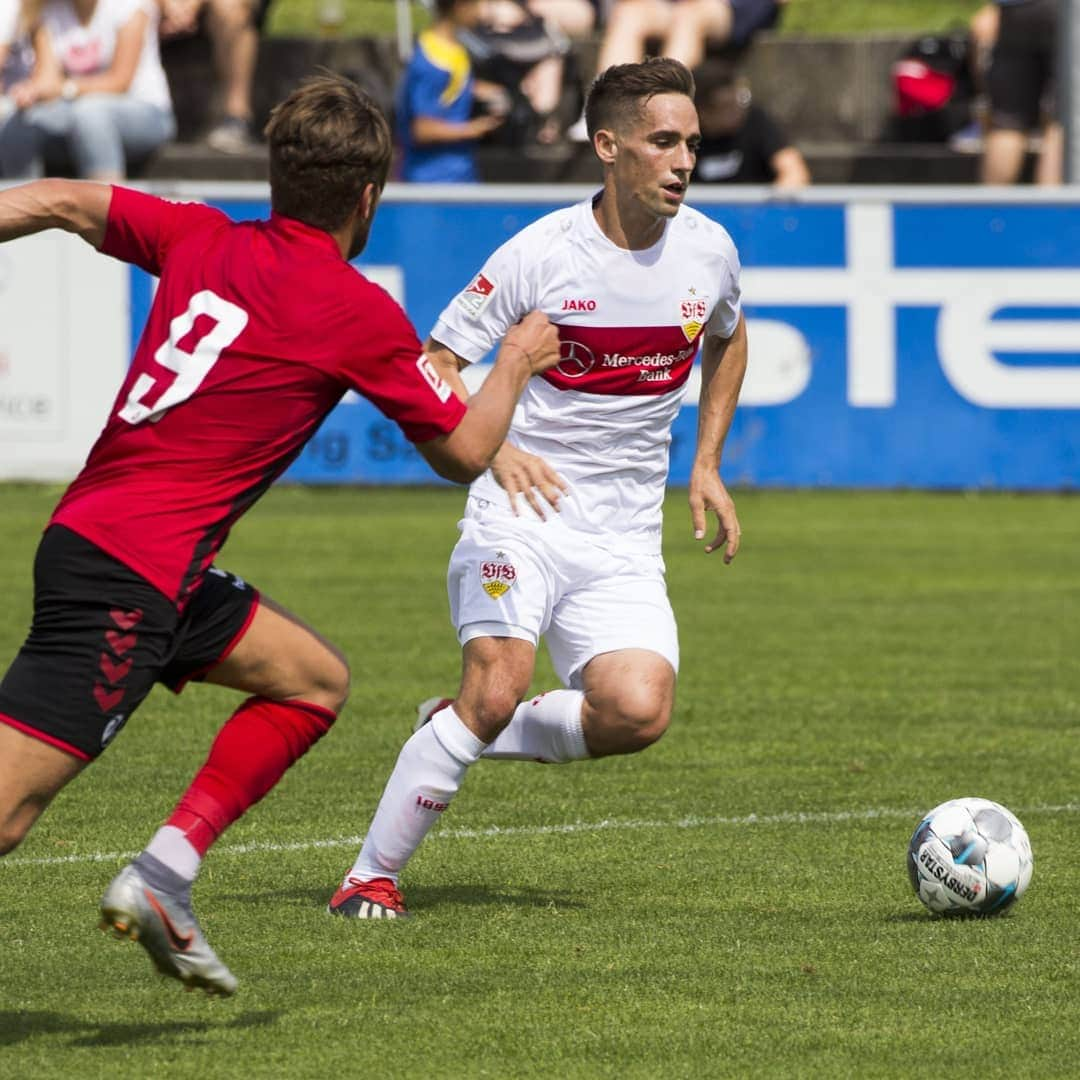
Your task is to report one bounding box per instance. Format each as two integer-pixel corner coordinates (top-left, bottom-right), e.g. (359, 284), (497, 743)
(0, 179), (112, 247)
(689, 312), (747, 564)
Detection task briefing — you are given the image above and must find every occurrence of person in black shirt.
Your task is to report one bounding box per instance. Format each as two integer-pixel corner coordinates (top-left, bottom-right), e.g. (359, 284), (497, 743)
(692, 61), (809, 187)
(981, 0), (1060, 184)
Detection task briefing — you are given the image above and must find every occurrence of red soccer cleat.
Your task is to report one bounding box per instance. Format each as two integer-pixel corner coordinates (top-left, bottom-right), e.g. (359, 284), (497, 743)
(327, 876), (409, 920)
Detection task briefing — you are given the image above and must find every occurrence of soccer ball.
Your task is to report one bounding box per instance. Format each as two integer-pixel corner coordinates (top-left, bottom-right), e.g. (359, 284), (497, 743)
(907, 797), (1034, 916)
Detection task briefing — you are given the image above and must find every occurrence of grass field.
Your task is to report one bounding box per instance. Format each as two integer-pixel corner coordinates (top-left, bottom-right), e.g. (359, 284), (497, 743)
(1, 483), (1078, 1078)
(266, 0), (986, 41)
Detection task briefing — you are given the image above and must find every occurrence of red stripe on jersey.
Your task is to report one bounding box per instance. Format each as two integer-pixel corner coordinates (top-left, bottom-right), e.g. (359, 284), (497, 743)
(544, 324), (700, 396)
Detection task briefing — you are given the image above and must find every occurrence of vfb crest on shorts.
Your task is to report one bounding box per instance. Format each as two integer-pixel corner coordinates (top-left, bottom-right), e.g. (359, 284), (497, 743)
(481, 550), (517, 598)
(680, 296), (708, 343)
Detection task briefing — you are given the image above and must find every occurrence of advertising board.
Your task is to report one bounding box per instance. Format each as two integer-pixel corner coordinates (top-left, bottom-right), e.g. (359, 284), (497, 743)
(4, 184), (1077, 487)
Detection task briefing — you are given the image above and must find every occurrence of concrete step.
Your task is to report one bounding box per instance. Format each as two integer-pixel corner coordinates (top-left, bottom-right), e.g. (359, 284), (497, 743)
(141, 138), (1007, 186)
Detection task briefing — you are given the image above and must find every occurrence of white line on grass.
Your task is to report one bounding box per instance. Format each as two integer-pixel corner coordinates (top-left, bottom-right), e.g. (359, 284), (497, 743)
(4, 802), (1079, 870)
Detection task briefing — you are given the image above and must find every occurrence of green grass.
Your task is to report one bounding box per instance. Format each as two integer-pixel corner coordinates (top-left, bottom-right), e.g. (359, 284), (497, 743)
(266, 0), (986, 39)
(2, 484), (1079, 1077)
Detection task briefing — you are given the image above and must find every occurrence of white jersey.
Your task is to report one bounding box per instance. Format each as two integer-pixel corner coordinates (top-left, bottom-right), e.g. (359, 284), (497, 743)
(431, 196), (742, 554)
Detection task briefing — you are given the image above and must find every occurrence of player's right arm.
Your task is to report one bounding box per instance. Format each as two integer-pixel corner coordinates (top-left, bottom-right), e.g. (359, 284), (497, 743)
(0, 179), (112, 247)
(423, 337), (568, 517)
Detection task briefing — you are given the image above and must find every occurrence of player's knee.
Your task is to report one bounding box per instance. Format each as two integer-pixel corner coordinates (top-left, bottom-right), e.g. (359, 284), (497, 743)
(0, 818), (30, 856)
(596, 689), (672, 753)
(321, 654), (351, 714)
(302, 649), (350, 714)
(475, 684), (523, 731)
(619, 700), (671, 752)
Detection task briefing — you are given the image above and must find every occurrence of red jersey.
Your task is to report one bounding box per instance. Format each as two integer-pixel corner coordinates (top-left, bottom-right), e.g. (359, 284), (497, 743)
(51, 186), (466, 607)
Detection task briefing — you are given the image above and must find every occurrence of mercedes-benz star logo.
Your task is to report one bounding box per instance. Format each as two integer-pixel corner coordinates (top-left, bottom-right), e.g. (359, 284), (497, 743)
(555, 339), (596, 379)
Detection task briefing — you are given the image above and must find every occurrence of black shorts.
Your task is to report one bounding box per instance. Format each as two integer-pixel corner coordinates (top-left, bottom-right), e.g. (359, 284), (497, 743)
(0, 526), (259, 761)
(988, 0), (1058, 130)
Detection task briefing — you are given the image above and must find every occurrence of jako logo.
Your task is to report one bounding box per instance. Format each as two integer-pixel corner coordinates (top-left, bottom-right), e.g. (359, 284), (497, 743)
(561, 299), (597, 312)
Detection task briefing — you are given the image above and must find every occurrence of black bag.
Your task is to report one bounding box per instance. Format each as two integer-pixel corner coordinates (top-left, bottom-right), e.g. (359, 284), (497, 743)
(458, 2), (578, 146)
(887, 31), (974, 142)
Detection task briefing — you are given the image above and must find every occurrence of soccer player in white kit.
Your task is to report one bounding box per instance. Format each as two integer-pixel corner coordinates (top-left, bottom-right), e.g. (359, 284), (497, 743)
(330, 57), (748, 919)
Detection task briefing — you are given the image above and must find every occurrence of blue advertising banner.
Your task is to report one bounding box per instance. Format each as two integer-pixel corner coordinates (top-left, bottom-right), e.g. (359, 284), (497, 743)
(130, 187), (1080, 489)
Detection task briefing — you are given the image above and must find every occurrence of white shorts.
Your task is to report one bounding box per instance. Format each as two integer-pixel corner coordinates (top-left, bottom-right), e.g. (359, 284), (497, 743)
(447, 499), (679, 689)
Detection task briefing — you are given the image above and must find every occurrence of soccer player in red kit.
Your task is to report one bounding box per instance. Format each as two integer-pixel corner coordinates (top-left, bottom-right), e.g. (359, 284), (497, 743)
(0, 73), (559, 996)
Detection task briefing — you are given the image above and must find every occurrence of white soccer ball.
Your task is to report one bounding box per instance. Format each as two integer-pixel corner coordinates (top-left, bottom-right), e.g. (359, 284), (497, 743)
(907, 797), (1034, 916)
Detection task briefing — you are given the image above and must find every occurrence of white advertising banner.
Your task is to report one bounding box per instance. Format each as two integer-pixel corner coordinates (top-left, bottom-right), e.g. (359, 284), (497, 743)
(0, 231), (127, 480)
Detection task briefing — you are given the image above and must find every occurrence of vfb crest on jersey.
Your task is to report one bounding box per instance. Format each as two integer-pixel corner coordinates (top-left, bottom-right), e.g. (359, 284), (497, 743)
(481, 551), (517, 598)
(680, 297), (708, 343)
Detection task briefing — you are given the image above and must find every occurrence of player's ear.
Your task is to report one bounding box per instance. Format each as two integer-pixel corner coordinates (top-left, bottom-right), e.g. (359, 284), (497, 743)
(359, 182), (380, 223)
(593, 128), (617, 166)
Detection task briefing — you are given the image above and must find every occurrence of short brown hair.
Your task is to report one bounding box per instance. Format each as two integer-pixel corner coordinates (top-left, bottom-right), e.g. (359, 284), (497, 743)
(584, 58), (696, 141)
(264, 72), (393, 233)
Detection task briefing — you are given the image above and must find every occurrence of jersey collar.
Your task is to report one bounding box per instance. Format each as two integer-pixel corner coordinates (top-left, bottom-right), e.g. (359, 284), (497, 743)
(269, 212), (344, 258)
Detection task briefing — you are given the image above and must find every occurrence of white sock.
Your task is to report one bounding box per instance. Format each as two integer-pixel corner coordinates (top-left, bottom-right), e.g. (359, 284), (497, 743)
(482, 689), (589, 763)
(143, 825), (201, 883)
(348, 705), (485, 884)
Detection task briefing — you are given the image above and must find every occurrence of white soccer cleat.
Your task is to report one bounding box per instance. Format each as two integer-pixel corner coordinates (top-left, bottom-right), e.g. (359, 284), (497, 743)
(99, 863), (238, 996)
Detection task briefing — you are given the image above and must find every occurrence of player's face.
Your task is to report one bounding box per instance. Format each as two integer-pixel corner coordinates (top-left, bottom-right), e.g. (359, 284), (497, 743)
(610, 93), (700, 220)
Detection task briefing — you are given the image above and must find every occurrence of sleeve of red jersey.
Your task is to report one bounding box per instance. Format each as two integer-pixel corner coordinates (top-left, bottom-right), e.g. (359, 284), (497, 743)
(346, 292), (468, 444)
(101, 186), (227, 277)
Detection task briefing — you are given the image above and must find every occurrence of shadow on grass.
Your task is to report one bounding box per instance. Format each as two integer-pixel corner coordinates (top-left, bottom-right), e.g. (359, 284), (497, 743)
(886, 910), (1012, 924)
(0, 1009), (281, 1048)
(408, 882), (587, 912)
(227, 882), (586, 912)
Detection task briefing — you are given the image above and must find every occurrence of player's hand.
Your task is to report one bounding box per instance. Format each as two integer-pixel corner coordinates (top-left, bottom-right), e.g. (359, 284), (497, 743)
(689, 467), (741, 564)
(492, 443), (568, 519)
(504, 310), (561, 375)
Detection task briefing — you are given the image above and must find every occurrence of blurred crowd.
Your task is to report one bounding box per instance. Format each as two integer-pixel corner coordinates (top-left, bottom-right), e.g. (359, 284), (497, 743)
(0, 0), (264, 178)
(0, 0), (1064, 185)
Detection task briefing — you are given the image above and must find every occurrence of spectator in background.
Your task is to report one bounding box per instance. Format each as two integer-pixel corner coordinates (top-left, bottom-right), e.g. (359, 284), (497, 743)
(396, 0), (507, 182)
(692, 60), (808, 187)
(157, 0), (268, 152)
(568, 0), (785, 139)
(982, 0), (1060, 184)
(0, 0), (175, 179)
(1, 0), (34, 98)
(458, 0), (577, 145)
(596, 0), (785, 79)
(528, 0), (594, 38)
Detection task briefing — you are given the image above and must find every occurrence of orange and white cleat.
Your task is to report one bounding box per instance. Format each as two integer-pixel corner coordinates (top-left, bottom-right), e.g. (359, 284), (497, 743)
(99, 863), (238, 996)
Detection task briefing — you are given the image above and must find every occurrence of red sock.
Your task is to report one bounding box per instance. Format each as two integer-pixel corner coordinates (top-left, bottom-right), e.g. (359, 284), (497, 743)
(166, 696), (335, 855)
